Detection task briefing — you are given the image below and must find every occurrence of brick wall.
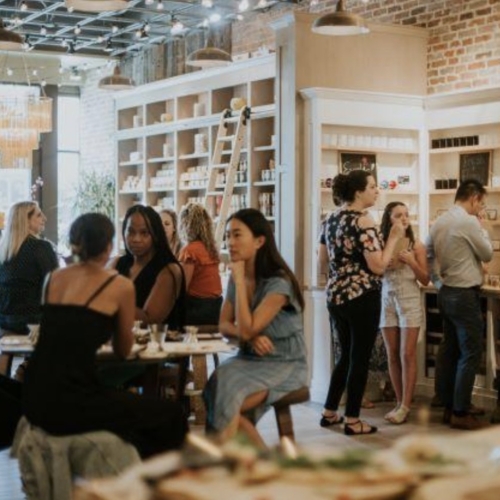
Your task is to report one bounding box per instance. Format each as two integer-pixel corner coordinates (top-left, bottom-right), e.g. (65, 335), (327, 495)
(79, 69), (115, 175)
(232, 0), (500, 94)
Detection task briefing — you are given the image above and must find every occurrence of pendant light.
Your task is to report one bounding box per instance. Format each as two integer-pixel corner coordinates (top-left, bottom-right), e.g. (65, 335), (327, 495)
(0, 20), (24, 51)
(186, 29), (232, 69)
(98, 66), (135, 90)
(312, 0), (369, 36)
(65, 0), (129, 12)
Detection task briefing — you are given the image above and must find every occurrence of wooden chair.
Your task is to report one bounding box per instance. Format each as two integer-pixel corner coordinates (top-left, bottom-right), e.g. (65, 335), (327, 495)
(272, 386), (310, 441)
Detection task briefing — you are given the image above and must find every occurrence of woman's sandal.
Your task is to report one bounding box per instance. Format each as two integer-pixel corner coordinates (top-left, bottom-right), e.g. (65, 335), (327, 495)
(344, 420), (378, 435)
(386, 406), (409, 425)
(320, 413), (345, 428)
(384, 405), (400, 421)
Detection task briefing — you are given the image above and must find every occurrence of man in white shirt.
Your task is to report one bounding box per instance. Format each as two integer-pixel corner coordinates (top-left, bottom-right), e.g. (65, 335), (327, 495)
(427, 179), (493, 430)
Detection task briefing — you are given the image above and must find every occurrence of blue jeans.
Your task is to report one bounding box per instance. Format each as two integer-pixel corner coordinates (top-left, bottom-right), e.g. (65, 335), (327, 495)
(436, 286), (483, 413)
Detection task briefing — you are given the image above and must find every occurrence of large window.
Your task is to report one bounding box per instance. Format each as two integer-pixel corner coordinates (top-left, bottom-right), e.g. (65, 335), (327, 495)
(57, 94), (80, 252)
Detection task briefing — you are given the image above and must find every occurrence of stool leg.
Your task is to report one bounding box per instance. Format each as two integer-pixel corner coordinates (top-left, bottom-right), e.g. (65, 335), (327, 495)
(274, 405), (294, 441)
(192, 355), (208, 425)
(0, 353), (13, 377)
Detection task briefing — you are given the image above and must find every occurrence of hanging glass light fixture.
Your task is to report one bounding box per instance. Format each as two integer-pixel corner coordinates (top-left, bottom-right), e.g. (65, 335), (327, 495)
(0, 19), (24, 51)
(98, 66), (135, 90)
(186, 28), (232, 69)
(0, 62), (53, 169)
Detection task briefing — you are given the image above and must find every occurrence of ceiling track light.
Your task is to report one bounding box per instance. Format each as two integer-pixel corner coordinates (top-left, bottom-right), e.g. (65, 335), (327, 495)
(74, 23), (81, 35)
(40, 25), (47, 35)
(104, 39), (114, 52)
(312, 0), (369, 36)
(20, 1), (28, 12)
(157, 0), (164, 10)
(0, 18), (24, 51)
(65, 0), (129, 13)
(170, 17), (184, 35)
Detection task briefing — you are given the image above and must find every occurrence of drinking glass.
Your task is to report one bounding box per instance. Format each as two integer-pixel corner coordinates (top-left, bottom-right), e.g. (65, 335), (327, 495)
(184, 326), (199, 344)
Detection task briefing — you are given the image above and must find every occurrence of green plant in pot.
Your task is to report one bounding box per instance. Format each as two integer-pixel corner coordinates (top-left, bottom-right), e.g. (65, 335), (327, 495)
(73, 169), (115, 220)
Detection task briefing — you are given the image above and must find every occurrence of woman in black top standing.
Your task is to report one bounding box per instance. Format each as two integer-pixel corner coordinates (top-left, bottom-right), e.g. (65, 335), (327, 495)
(318, 170), (404, 435)
(0, 201), (58, 336)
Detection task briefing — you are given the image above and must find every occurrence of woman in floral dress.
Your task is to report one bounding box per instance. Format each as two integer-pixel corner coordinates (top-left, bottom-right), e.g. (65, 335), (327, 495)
(318, 170), (403, 435)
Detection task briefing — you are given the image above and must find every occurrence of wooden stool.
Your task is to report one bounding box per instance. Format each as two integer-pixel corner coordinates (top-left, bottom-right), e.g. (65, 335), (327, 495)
(272, 386), (310, 441)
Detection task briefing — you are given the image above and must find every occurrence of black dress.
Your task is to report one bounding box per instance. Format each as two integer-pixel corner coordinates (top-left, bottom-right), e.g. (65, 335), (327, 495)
(23, 275), (188, 459)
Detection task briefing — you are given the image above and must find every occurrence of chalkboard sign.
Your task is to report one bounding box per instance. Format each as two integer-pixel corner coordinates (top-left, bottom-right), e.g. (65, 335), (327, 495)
(340, 152), (377, 181)
(459, 151), (491, 186)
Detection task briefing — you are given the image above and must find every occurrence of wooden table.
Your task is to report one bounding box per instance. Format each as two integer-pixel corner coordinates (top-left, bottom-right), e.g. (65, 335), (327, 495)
(0, 336), (236, 418)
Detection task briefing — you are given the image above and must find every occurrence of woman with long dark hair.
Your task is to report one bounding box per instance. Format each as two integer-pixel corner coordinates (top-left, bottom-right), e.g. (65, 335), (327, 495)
(318, 170), (404, 435)
(203, 208), (307, 448)
(112, 205), (185, 330)
(23, 213), (188, 458)
(379, 201), (428, 424)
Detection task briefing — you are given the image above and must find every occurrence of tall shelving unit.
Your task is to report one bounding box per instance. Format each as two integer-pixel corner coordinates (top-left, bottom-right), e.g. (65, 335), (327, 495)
(299, 86), (500, 404)
(114, 56), (277, 250)
(300, 88), (425, 402)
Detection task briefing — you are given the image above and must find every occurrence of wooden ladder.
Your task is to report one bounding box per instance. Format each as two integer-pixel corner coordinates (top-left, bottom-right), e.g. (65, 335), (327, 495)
(204, 106), (250, 250)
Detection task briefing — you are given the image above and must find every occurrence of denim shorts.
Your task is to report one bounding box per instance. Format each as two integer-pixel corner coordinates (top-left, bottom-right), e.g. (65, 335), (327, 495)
(380, 289), (422, 328)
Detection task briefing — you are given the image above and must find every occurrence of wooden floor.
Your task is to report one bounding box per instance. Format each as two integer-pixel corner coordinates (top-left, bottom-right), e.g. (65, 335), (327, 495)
(1, 394), (490, 500)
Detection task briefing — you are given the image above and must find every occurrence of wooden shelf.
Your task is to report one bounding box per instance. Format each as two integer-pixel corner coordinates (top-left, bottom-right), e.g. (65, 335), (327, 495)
(253, 181), (275, 187)
(322, 145), (418, 154)
(148, 187), (175, 193)
(429, 144), (500, 154)
(379, 190), (419, 196)
(178, 152), (210, 160)
(119, 160), (143, 167)
(119, 189), (143, 195)
(147, 157), (175, 163)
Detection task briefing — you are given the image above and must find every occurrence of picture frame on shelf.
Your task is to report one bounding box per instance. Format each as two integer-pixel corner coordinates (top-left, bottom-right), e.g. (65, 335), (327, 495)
(459, 151), (491, 186)
(339, 152), (377, 181)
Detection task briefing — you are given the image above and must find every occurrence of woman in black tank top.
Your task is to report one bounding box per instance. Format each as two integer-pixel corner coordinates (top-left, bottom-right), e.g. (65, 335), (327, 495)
(23, 213), (188, 458)
(114, 205), (186, 331)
